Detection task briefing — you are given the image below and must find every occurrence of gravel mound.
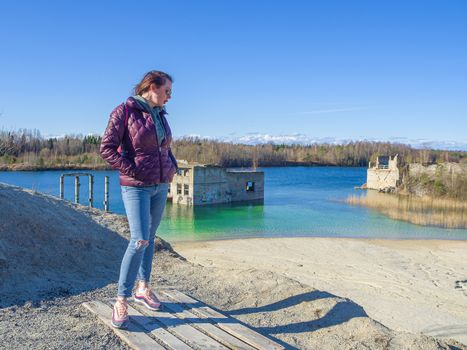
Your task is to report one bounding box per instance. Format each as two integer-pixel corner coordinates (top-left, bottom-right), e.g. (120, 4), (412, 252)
(0, 183), (128, 308)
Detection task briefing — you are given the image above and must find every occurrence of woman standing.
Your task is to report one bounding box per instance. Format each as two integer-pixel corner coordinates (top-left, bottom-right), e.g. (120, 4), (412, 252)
(100, 70), (178, 329)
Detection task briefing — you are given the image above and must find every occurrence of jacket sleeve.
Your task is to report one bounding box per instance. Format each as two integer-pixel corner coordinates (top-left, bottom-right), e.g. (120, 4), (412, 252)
(99, 104), (136, 177)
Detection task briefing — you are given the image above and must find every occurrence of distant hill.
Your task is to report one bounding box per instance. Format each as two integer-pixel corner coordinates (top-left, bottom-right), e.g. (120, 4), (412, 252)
(1, 129), (466, 169)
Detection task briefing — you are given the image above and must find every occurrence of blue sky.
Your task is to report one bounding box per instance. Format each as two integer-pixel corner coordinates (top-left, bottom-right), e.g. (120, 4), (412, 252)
(0, 0), (466, 147)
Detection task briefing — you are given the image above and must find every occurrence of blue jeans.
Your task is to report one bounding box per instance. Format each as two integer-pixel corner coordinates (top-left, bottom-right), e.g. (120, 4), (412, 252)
(117, 183), (169, 297)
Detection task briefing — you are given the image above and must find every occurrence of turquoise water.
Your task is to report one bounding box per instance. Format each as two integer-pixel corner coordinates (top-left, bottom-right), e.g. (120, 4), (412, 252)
(1, 167), (466, 241)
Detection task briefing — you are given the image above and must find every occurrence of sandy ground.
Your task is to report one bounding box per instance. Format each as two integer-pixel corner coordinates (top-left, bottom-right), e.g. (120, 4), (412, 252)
(174, 238), (467, 345)
(1, 182), (466, 349)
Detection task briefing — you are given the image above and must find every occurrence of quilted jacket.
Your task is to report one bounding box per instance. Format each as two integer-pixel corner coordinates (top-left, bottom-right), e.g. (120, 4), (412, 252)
(100, 97), (178, 186)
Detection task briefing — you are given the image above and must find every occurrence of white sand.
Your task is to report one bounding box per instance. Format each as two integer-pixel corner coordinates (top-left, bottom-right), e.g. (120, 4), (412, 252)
(174, 237), (467, 344)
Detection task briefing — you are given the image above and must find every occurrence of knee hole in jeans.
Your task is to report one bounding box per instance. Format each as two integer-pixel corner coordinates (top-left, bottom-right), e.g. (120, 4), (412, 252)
(135, 240), (149, 251)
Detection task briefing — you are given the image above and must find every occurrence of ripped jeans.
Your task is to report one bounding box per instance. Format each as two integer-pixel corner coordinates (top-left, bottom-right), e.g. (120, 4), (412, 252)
(117, 183), (169, 297)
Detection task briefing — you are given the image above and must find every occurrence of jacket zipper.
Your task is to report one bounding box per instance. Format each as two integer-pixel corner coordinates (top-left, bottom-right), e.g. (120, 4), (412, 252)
(158, 145), (163, 182)
(152, 113), (163, 183)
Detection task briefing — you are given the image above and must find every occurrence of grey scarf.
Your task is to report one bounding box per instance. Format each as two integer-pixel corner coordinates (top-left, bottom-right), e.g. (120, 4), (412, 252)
(133, 95), (166, 146)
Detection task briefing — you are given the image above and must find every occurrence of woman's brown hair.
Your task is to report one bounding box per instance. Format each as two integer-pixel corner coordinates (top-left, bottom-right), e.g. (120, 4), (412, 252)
(134, 70), (173, 96)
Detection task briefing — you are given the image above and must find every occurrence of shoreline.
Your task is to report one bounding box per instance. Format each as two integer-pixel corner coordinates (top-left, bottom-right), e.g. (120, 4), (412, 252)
(0, 163), (362, 171)
(0, 164), (111, 171)
(169, 235), (467, 244)
(173, 236), (467, 344)
(347, 191), (467, 229)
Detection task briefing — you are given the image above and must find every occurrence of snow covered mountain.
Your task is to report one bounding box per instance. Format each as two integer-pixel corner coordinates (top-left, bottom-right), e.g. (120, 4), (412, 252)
(179, 133), (467, 151)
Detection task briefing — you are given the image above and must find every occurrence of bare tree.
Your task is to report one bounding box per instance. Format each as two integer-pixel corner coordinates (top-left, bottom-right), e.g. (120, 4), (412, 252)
(0, 113), (15, 157)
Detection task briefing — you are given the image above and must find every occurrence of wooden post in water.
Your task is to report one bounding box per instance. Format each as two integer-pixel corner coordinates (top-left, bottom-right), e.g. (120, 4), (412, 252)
(60, 173), (95, 208)
(104, 176), (109, 212)
(89, 174), (94, 208)
(74, 176), (80, 204)
(60, 175), (64, 199)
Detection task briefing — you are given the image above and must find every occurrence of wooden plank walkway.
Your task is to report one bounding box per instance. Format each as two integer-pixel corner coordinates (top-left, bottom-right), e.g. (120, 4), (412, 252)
(82, 289), (285, 350)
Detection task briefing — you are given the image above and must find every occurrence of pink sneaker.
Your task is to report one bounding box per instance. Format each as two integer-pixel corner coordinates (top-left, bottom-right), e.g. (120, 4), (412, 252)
(112, 299), (129, 329)
(134, 288), (161, 311)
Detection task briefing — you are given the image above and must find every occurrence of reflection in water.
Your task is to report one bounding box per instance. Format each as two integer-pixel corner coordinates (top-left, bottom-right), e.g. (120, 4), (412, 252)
(160, 199), (265, 241)
(347, 190), (467, 229)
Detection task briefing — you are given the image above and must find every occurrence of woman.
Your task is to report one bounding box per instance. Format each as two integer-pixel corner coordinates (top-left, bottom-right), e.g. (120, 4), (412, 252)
(100, 70), (178, 329)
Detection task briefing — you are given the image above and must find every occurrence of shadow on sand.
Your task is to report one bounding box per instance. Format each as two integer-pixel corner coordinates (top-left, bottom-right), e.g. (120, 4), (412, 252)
(177, 290), (367, 350)
(229, 290), (366, 336)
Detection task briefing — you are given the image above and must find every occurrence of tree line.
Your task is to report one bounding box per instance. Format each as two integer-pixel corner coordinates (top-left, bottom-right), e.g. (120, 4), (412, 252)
(0, 129), (465, 169)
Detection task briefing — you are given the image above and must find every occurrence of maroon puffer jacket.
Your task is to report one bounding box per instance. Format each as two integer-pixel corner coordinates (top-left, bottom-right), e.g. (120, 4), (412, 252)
(100, 97), (178, 186)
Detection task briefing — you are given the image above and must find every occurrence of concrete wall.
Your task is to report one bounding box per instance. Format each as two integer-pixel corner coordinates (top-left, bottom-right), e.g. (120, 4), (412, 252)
(193, 167), (230, 205)
(168, 166), (195, 205)
(367, 155), (400, 190)
(367, 168), (399, 190)
(226, 171), (264, 202)
(168, 165), (265, 205)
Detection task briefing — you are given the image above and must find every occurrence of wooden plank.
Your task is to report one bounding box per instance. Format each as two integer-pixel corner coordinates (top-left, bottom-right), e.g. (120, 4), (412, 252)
(82, 301), (164, 350)
(161, 290), (284, 350)
(129, 299), (229, 350)
(156, 292), (257, 350)
(124, 302), (193, 350)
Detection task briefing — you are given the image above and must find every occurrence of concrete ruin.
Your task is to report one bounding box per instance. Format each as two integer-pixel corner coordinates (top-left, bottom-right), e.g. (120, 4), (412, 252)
(367, 155), (401, 191)
(167, 164), (264, 205)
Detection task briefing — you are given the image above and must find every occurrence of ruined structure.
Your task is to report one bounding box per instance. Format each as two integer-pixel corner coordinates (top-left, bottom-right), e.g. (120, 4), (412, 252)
(367, 155), (401, 191)
(167, 163), (264, 205)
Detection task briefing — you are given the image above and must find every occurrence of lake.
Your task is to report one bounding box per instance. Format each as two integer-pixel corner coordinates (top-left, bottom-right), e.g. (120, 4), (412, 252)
(1, 167), (466, 241)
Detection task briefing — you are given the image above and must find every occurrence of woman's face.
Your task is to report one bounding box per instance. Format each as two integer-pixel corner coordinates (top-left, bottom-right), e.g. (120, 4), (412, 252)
(147, 80), (172, 107)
